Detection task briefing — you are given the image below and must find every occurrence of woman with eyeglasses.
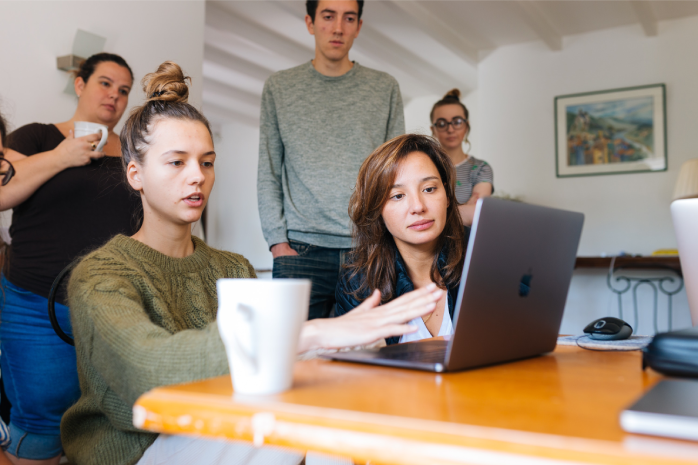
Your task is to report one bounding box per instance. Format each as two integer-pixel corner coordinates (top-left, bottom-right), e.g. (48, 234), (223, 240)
(430, 89), (493, 226)
(0, 53), (141, 465)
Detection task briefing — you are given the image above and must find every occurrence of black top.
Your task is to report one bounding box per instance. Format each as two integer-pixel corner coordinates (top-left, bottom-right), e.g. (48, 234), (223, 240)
(335, 239), (465, 345)
(6, 123), (141, 302)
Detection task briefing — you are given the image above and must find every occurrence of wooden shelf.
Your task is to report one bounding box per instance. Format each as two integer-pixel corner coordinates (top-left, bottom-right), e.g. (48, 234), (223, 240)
(575, 256), (681, 272)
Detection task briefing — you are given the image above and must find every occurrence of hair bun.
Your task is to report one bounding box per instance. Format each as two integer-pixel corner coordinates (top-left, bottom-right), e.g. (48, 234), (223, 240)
(443, 88), (461, 101)
(142, 61), (190, 104)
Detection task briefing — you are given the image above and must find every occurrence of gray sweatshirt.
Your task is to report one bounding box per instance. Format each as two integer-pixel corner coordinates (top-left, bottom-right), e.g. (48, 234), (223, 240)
(257, 61), (405, 249)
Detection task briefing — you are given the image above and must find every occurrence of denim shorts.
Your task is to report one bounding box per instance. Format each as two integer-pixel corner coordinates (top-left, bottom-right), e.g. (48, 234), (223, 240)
(0, 275), (80, 459)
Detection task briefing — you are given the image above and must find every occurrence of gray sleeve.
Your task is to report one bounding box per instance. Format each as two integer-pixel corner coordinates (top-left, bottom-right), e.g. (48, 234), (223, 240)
(257, 79), (288, 248)
(385, 79), (405, 141)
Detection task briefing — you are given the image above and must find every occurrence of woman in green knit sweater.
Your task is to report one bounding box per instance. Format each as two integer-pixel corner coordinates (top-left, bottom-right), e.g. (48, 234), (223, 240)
(61, 62), (442, 465)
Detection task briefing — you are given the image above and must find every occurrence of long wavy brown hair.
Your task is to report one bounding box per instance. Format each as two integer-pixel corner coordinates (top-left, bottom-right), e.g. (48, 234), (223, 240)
(345, 134), (466, 302)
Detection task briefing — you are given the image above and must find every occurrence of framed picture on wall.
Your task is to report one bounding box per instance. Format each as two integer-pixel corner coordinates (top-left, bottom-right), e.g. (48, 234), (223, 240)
(554, 84), (667, 178)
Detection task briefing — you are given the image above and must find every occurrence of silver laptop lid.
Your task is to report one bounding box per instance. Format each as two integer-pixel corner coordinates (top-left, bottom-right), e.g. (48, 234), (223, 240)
(445, 198), (584, 370)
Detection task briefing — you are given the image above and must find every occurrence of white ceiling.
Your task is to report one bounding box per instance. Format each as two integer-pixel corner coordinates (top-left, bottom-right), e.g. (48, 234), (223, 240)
(203, 0), (698, 127)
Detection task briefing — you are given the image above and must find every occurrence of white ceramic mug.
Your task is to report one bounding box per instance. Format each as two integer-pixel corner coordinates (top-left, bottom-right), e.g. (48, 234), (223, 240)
(74, 121), (108, 152)
(217, 279), (310, 395)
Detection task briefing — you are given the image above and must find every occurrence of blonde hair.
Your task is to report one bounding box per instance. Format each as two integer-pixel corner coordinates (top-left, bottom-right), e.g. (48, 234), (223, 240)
(119, 61), (211, 172)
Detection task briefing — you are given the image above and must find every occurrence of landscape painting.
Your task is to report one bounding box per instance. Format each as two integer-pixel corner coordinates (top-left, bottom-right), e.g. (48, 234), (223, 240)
(555, 84), (666, 177)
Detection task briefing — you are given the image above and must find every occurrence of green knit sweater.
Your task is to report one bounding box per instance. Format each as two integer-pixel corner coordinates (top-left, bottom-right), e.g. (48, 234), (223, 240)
(61, 235), (256, 465)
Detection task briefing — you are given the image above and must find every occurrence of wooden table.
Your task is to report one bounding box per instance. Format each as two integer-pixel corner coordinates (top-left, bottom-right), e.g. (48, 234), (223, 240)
(134, 345), (698, 465)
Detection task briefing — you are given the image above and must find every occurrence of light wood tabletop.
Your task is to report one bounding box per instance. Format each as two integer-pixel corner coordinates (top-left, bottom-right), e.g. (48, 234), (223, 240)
(134, 344), (698, 465)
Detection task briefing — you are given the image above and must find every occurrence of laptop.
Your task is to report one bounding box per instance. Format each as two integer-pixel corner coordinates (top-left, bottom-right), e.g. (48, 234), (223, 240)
(324, 197), (584, 372)
(621, 379), (698, 441)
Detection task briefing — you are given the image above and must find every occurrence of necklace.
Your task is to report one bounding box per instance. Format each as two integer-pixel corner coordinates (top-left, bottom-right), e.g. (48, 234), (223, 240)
(422, 285), (443, 325)
(423, 311), (438, 324)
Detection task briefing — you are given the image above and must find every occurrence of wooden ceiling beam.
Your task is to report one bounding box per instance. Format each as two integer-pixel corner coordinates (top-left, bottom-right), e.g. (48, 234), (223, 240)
(515, 1), (563, 51)
(204, 44), (273, 83)
(203, 101), (260, 127)
(206, 2), (312, 64)
(385, 0), (481, 66)
(355, 24), (466, 94)
(203, 78), (261, 108)
(630, 1), (658, 37)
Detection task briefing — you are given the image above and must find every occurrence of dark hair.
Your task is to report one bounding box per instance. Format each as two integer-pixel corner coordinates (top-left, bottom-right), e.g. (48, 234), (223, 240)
(306, 0), (364, 21)
(345, 134), (465, 303)
(0, 108), (8, 255)
(430, 88), (469, 123)
(0, 109), (7, 148)
(120, 61), (213, 173)
(74, 52), (134, 84)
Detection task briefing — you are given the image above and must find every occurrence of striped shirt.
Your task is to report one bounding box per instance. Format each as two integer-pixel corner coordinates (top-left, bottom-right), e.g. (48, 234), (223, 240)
(454, 155), (494, 204)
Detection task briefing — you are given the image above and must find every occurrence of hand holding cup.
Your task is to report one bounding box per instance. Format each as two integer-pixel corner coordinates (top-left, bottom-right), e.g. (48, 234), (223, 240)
(54, 130), (106, 169)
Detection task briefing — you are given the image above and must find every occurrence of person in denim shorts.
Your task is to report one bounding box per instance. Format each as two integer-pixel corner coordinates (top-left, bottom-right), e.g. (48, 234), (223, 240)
(0, 53), (140, 464)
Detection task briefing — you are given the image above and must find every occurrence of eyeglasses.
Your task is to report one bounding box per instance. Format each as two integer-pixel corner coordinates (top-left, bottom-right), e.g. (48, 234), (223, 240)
(0, 156), (16, 186)
(432, 117), (467, 132)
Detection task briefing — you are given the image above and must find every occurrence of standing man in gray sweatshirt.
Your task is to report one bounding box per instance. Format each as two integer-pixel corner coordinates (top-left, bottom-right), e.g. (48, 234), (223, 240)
(257, 0), (405, 320)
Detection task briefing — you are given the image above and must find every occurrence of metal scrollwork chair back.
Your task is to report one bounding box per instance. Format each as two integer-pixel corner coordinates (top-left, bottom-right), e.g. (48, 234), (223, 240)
(48, 259), (81, 346)
(607, 262), (684, 335)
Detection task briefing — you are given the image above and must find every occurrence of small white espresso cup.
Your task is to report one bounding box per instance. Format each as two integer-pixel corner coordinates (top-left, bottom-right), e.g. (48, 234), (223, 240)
(217, 279), (310, 395)
(74, 121), (108, 151)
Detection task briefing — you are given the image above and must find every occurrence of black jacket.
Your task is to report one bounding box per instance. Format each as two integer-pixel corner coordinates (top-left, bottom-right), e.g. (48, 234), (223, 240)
(335, 245), (462, 345)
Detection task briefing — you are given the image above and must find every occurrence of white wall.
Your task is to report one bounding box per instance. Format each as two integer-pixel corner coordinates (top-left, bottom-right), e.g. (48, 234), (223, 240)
(207, 122), (272, 270)
(201, 10), (697, 334)
(477, 16), (698, 333)
(0, 1), (205, 133)
(404, 95), (439, 136)
(478, 16), (698, 256)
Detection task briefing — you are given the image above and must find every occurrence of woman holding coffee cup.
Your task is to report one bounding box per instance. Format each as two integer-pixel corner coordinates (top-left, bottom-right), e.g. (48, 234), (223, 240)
(62, 61), (441, 465)
(0, 53), (140, 464)
(335, 134), (468, 345)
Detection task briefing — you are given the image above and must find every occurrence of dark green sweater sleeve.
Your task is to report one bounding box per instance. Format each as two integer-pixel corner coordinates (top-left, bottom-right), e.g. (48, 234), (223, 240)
(68, 260), (230, 409)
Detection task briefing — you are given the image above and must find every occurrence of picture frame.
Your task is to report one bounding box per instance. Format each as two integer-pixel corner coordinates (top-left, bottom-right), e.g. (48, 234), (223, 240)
(554, 84), (667, 178)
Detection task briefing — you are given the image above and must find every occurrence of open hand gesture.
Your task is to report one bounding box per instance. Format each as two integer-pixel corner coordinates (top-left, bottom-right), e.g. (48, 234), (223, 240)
(299, 284), (443, 352)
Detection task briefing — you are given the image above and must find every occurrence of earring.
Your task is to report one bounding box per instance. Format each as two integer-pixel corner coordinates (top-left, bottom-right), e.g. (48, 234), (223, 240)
(463, 136), (471, 154)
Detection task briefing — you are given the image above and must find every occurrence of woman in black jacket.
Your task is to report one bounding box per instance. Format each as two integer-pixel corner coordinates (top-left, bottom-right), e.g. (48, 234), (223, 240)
(335, 134), (468, 345)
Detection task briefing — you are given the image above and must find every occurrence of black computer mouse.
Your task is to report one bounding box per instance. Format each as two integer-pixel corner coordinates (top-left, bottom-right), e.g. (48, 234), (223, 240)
(583, 317), (633, 340)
